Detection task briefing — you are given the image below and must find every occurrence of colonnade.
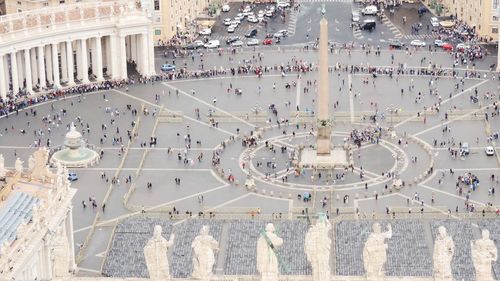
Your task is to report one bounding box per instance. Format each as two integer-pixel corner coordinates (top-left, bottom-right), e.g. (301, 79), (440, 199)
(0, 33), (153, 99)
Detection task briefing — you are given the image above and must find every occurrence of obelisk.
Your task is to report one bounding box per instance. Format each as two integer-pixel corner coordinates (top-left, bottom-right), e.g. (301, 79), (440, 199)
(316, 10), (331, 156)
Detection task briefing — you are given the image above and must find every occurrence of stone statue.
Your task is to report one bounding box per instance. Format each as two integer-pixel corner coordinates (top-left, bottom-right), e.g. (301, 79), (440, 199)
(144, 225), (175, 280)
(433, 226), (454, 280)
(363, 223), (392, 280)
(14, 158), (23, 173)
(257, 223), (283, 281)
(28, 155), (35, 171)
(0, 154), (6, 177)
(471, 229), (497, 281)
(30, 148), (54, 181)
(52, 226), (71, 277)
(305, 213), (331, 281)
(191, 225), (219, 280)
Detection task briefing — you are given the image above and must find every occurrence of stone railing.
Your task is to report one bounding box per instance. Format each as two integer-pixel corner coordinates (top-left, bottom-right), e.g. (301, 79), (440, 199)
(0, 0), (143, 36)
(59, 275), (435, 281)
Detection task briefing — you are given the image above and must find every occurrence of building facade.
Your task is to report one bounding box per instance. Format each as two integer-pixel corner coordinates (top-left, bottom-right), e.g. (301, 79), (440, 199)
(439, 0), (499, 41)
(151, 0), (212, 43)
(0, 0), (156, 99)
(1, 0), (110, 14)
(0, 149), (77, 280)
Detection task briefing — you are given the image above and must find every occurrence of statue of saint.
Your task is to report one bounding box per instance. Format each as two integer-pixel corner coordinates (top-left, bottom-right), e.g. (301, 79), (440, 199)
(433, 226), (454, 280)
(14, 158), (23, 173)
(52, 226), (71, 277)
(28, 155), (35, 171)
(257, 223), (283, 281)
(363, 223), (392, 279)
(305, 213), (331, 281)
(0, 154), (6, 177)
(191, 225), (219, 280)
(144, 225), (175, 280)
(471, 229), (497, 281)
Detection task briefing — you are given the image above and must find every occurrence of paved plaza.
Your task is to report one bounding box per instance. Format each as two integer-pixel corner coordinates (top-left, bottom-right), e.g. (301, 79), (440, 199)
(0, 39), (499, 276)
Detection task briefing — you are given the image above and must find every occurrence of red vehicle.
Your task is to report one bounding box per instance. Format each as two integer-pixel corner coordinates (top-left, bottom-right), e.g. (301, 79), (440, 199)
(263, 39), (273, 45)
(442, 43), (453, 51)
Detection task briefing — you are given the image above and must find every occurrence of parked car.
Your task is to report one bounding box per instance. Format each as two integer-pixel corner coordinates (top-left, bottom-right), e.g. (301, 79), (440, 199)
(222, 4), (230, 12)
(360, 20), (376, 31)
(461, 142), (470, 155)
(434, 39), (445, 47)
(265, 10), (273, 17)
(245, 29), (258, 38)
(263, 39), (273, 45)
(485, 146), (495, 156)
(193, 40), (204, 48)
(204, 40), (220, 48)
(410, 40), (426, 47)
(234, 88), (243, 95)
(441, 43), (453, 51)
(388, 39), (405, 49)
(351, 11), (360, 22)
(161, 64), (176, 71)
(231, 40), (243, 47)
(277, 1), (290, 8)
(227, 25), (236, 33)
(430, 17), (440, 27)
(198, 28), (212, 35)
(456, 43), (471, 51)
(68, 172), (78, 181)
(247, 38), (259, 46)
(226, 36), (240, 45)
(248, 16), (259, 23)
(361, 5), (378, 15)
(224, 18), (232, 26)
(265, 33), (274, 38)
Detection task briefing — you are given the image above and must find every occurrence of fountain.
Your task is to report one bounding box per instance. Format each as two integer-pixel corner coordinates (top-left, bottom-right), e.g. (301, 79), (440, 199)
(50, 123), (99, 168)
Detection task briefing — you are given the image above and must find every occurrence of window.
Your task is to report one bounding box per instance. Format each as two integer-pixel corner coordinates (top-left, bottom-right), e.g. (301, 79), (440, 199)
(17, 1), (21, 5)
(155, 29), (161, 35)
(492, 27), (498, 34)
(154, 0), (160, 10)
(493, 16), (499, 22)
(60, 0), (65, 3)
(494, 0), (499, 10)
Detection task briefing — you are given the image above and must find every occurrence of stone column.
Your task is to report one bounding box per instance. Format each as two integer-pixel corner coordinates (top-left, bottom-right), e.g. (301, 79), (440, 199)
(316, 17), (330, 155)
(60, 42), (68, 81)
(75, 40), (82, 81)
(131, 34), (137, 65)
(24, 49), (33, 93)
(80, 38), (89, 83)
(141, 33), (149, 76)
(65, 41), (75, 86)
(148, 30), (156, 75)
(2, 55), (10, 93)
(0, 54), (6, 99)
(45, 45), (53, 84)
(119, 35), (127, 79)
(16, 51), (24, 88)
(109, 35), (120, 79)
(30, 48), (38, 88)
(52, 43), (60, 87)
(37, 45), (46, 89)
(95, 37), (104, 81)
(11, 52), (19, 95)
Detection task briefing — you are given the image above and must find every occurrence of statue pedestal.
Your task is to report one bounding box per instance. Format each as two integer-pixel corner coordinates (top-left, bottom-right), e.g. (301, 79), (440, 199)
(299, 147), (349, 170)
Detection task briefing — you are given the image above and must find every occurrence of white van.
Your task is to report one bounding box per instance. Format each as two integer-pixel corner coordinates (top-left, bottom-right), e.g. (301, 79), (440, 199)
(362, 5), (378, 15)
(222, 4), (230, 12)
(204, 40), (220, 48)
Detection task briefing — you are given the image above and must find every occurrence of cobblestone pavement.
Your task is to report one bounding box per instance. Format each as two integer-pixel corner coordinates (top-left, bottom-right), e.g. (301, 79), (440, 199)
(0, 45), (498, 275)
